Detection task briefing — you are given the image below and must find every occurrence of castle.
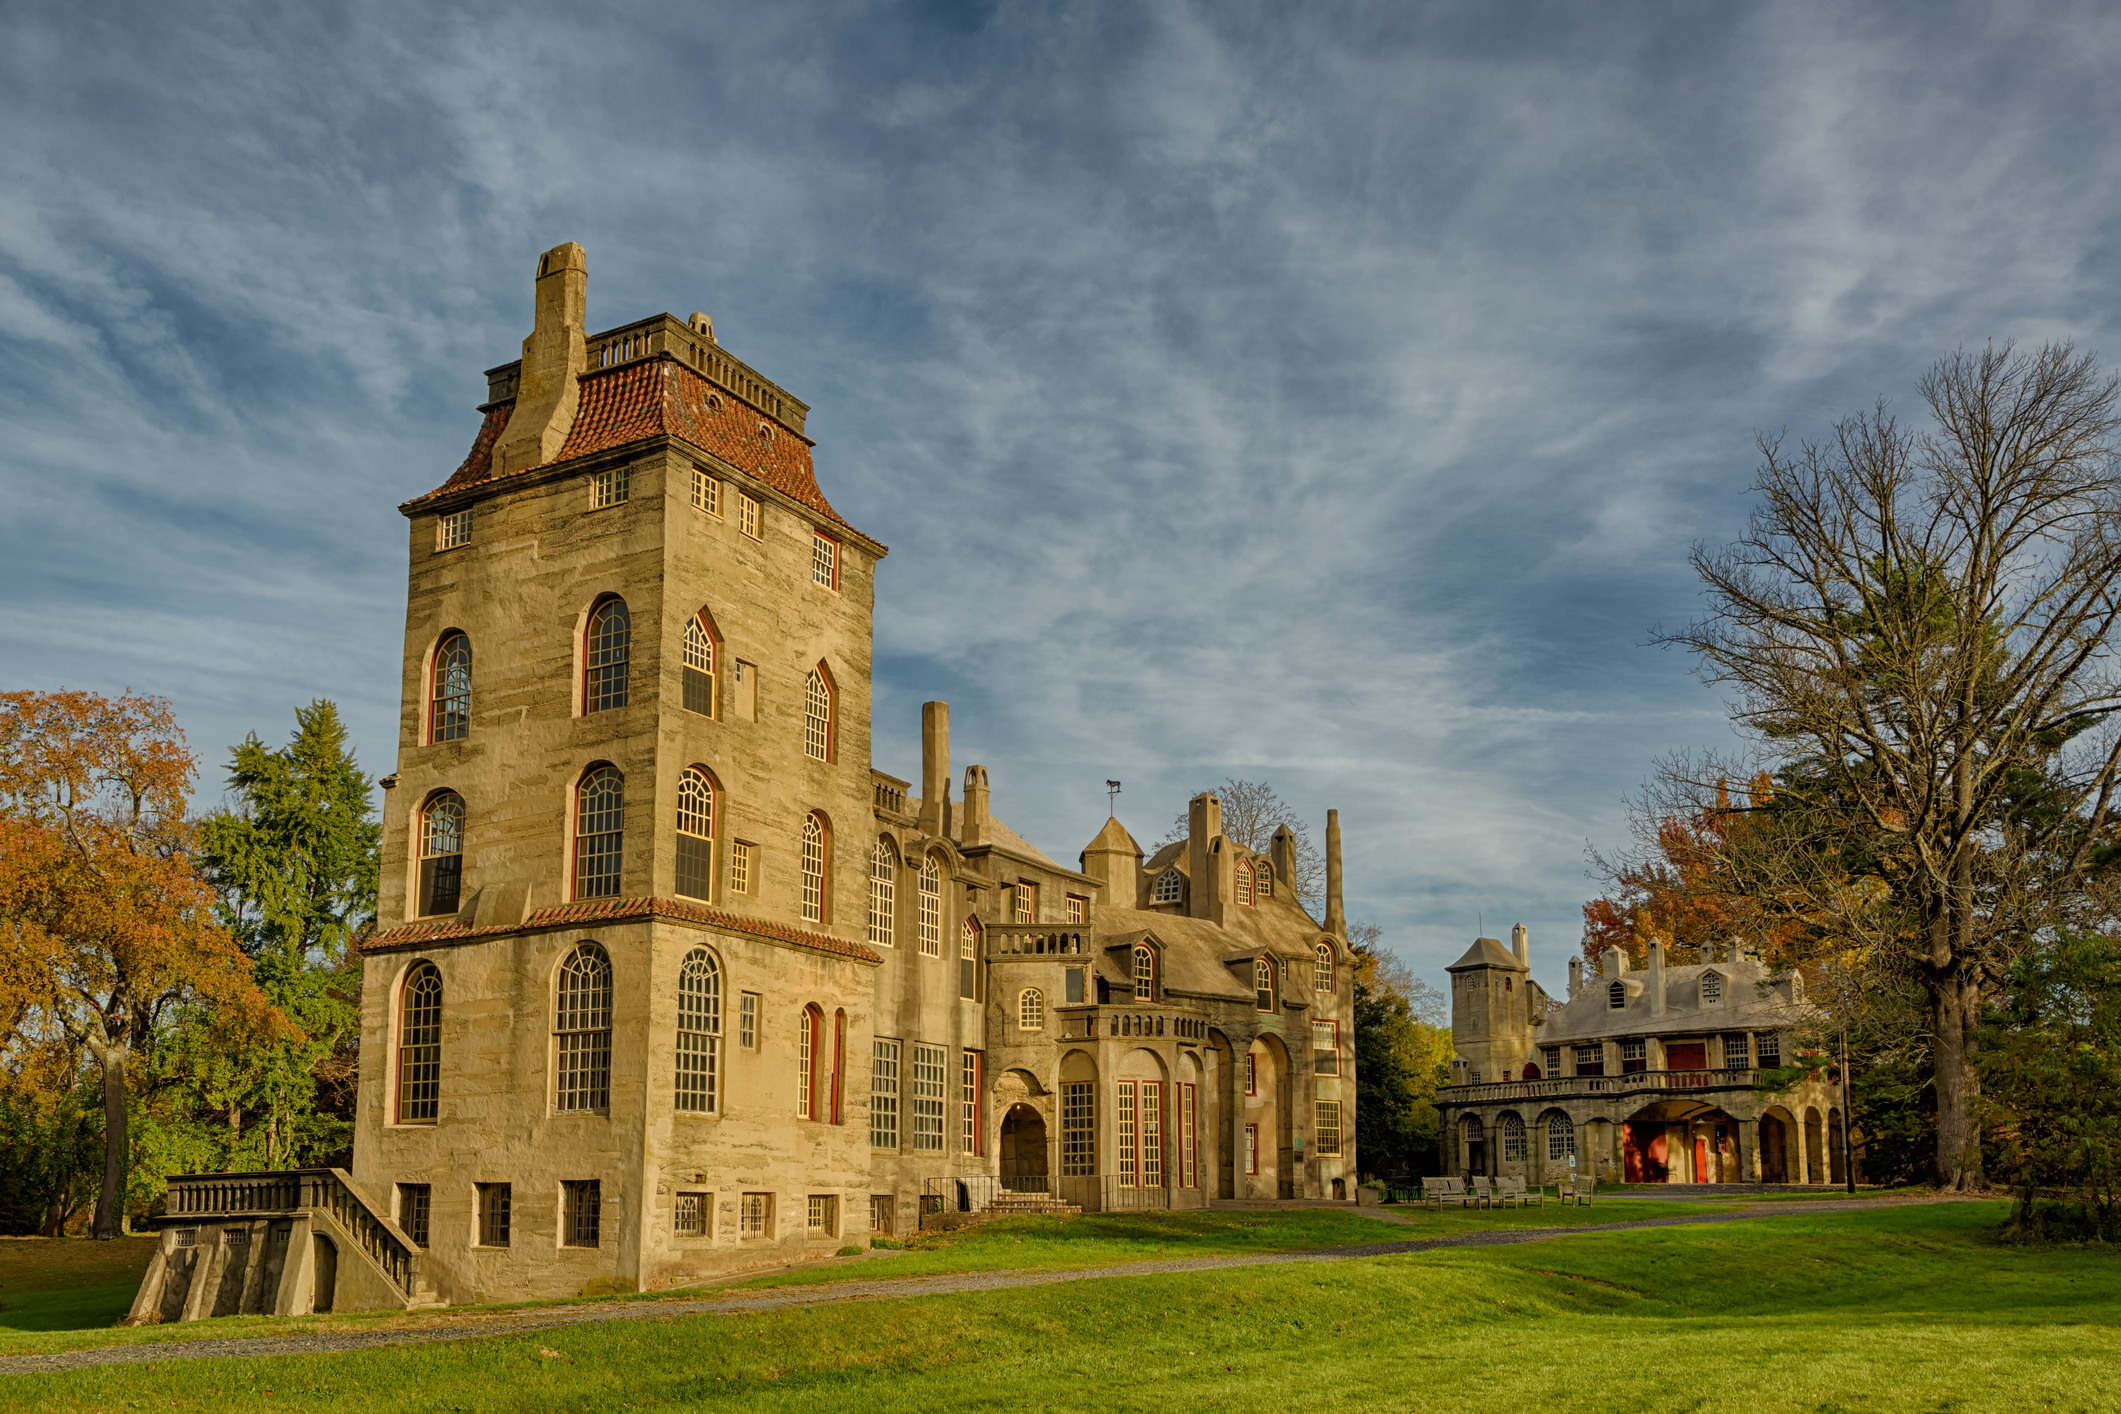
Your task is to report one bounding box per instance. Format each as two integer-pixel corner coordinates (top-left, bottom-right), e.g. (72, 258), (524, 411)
(1437, 926), (1842, 1187)
(126, 243), (1357, 1322)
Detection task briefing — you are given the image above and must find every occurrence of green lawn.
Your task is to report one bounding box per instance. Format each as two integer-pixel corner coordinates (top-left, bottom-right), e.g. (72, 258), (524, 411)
(10, 1202), (2114, 1413)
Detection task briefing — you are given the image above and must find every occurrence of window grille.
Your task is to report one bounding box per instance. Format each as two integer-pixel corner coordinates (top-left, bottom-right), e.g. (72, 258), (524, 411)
(398, 1184), (431, 1247)
(478, 1183), (511, 1246)
(1011, 881), (1036, 923)
(1547, 1113), (1576, 1162)
(591, 466), (630, 508)
(807, 1194), (838, 1234)
(1573, 1043), (1604, 1077)
(562, 1180), (601, 1247)
(731, 841), (754, 895)
(1255, 958), (1276, 1012)
(738, 491), (761, 538)
(800, 815), (826, 922)
(959, 917), (980, 1000)
(675, 949), (721, 1114)
(675, 1192), (707, 1237)
(1312, 1019), (1338, 1076)
(869, 1039), (901, 1149)
(1701, 971), (1724, 1004)
(1620, 1038), (1647, 1074)
(739, 1192), (770, 1239)
(676, 769), (714, 901)
(1133, 946), (1155, 1001)
(437, 507), (473, 550)
(419, 794), (464, 917)
(1314, 943), (1334, 991)
(554, 943), (613, 1112)
(574, 768), (624, 899)
(1060, 1083), (1095, 1175)
(918, 856), (942, 955)
(811, 532), (839, 590)
(1723, 1032), (1751, 1067)
(1608, 980), (1626, 1009)
(1018, 988), (1044, 1030)
(396, 963), (442, 1123)
(911, 1044), (946, 1153)
(690, 465), (720, 515)
(584, 598), (630, 713)
(1502, 1114), (1527, 1161)
(1117, 1081), (1138, 1186)
(960, 1050), (981, 1156)
(1234, 860), (1254, 906)
(1152, 868), (1183, 904)
(804, 670), (831, 761)
(739, 993), (758, 1049)
(682, 618), (717, 716)
(868, 839), (897, 948)
(1066, 894), (1086, 924)
(174, 1229), (196, 1248)
(1755, 1032), (1781, 1068)
(1316, 1101), (1343, 1157)
(430, 634), (472, 742)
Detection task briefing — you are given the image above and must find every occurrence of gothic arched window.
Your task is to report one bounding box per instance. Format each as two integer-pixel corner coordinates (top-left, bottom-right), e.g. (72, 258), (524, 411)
(682, 615), (718, 717)
(1314, 943), (1335, 992)
(419, 792), (465, 917)
(918, 854), (942, 956)
(1152, 868), (1184, 904)
(676, 768), (714, 901)
(803, 667), (833, 761)
(868, 838), (898, 948)
(801, 813), (828, 923)
(584, 598), (630, 713)
(430, 633), (471, 743)
(1255, 957), (1276, 1012)
(1132, 946), (1155, 1002)
(1234, 860), (1254, 906)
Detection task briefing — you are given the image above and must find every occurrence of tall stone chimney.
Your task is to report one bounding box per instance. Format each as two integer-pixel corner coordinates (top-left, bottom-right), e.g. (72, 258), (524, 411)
(1324, 810), (1346, 937)
(495, 242), (588, 476)
(1270, 824), (1297, 896)
(1602, 946), (1625, 979)
(919, 702), (950, 836)
(1568, 955), (1583, 997)
(1187, 793), (1223, 922)
(1647, 934), (1666, 1017)
(1511, 921), (1528, 967)
(962, 765), (990, 848)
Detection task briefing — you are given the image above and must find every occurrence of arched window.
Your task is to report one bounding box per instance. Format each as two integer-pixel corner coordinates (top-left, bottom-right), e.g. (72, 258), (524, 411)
(430, 634), (472, 743)
(803, 667), (833, 761)
(801, 814), (829, 923)
(797, 1004), (823, 1119)
(585, 598), (631, 713)
(917, 854), (942, 956)
(419, 792), (465, 917)
(1255, 957), (1276, 1012)
(1503, 1114), (1528, 1162)
(574, 767), (624, 899)
(1255, 860), (1273, 898)
(959, 915), (981, 1000)
(395, 963), (442, 1124)
(555, 943), (613, 1112)
(675, 768), (714, 901)
(682, 615), (717, 717)
(868, 838), (898, 948)
(1547, 1112), (1576, 1161)
(1608, 980), (1626, 1009)
(1018, 988), (1045, 1030)
(675, 948), (721, 1114)
(1152, 868), (1184, 904)
(1234, 860), (1254, 906)
(1314, 943), (1334, 991)
(1132, 945), (1155, 1002)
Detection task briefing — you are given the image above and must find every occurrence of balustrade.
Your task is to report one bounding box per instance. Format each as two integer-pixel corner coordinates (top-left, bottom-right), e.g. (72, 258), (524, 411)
(1439, 1066), (1764, 1104)
(162, 1168), (421, 1300)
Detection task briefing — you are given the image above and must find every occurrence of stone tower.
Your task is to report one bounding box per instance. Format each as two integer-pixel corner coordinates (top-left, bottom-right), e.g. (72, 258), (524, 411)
(1445, 926), (1538, 1085)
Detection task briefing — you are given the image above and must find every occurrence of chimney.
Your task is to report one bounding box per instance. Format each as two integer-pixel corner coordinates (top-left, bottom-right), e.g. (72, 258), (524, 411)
(1648, 935), (1666, 1018)
(1271, 823), (1297, 897)
(1187, 793), (1223, 923)
(495, 242), (588, 476)
(1511, 921), (1528, 967)
(962, 765), (990, 848)
(1568, 955), (1583, 997)
(920, 702), (950, 836)
(1324, 809), (1346, 936)
(1602, 946), (1624, 979)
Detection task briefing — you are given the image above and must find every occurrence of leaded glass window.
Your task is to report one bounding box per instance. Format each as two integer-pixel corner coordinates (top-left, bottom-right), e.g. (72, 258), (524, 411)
(674, 948), (721, 1114)
(554, 943), (613, 1112)
(585, 599), (630, 713)
(682, 617), (717, 717)
(918, 855), (942, 955)
(396, 963), (442, 1123)
(1234, 860), (1254, 906)
(911, 1044), (946, 1153)
(1061, 1082), (1095, 1175)
(1503, 1113), (1527, 1161)
(1255, 957), (1276, 1012)
(801, 814), (825, 922)
(1152, 868), (1183, 904)
(1547, 1112), (1576, 1161)
(804, 669), (831, 761)
(1133, 945), (1155, 1002)
(1018, 988), (1044, 1030)
(868, 838), (897, 948)
(430, 633), (471, 742)
(419, 793), (464, 917)
(676, 768), (713, 901)
(1314, 943), (1334, 991)
(870, 1038), (901, 1149)
(574, 767), (624, 899)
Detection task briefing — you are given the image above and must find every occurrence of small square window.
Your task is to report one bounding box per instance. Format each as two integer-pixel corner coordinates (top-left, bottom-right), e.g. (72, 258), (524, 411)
(690, 465), (721, 516)
(811, 532), (840, 591)
(1065, 895), (1087, 925)
(591, 466), (631, 509)
(807, 1194), (839, 1236)
(738, 492), (761, 539)
(562, 1180), (601, 1247)
(674, 1191), (709, 1238)
(732, 842), (756, 896)
(397, 1183), (431, 1248)
(477, 1183), (511, 1247)
(436, 508), (473, 550)
(739, 1192), (773, 1240)
(740, 992), (760, 1048)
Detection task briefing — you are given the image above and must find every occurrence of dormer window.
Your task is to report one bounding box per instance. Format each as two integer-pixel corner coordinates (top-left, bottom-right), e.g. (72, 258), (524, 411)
(1701, 971), (1724, 1004)
(1151, 868), (1184, 904)
(1132, 946), (1155, 1002)
(1608, 980), (1625, 1009)
(1254, 958), (1276, 1012)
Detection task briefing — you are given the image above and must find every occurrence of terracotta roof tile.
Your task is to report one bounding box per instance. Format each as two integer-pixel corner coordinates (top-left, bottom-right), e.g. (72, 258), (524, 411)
(365, 895), (883, 964)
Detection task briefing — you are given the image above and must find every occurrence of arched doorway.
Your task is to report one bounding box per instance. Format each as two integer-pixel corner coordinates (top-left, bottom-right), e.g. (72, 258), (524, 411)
(1759, 1111), (1790, 1183)
(1000, 1104), (1049, 1190)
(311, 1234), (337, 1314)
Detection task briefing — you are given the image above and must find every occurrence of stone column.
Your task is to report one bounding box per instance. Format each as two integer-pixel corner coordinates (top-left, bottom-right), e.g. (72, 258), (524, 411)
(1790, 1114), (1811, 1185)
(1737, 1119), (1760, 1183)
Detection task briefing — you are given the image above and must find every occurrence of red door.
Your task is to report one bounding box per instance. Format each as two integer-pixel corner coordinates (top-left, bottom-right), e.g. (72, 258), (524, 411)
(1666, 1043), (1707, 1070)
(1695, 1136), (1709, 1182)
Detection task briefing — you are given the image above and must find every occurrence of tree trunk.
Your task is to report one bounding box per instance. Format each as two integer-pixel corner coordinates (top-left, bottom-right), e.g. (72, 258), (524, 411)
(1931, 969), (1980, 1190)
(89, 1042), (128, 1240)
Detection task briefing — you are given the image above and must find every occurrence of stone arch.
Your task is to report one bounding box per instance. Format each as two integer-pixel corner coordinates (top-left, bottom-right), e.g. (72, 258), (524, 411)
(1535, 1107), (1577, 1184)
(1827, 1107), (1846, 1185)
(1758, 1105), (1796, 1184)
(1459, 1112), (1488, 1177)
(1496, 1110), (1529, 1174)
(1803, 1106), (1826, 1184)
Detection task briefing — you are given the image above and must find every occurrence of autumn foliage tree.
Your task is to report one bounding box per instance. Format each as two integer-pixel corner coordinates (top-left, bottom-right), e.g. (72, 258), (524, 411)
(0, 691), (279, 1237)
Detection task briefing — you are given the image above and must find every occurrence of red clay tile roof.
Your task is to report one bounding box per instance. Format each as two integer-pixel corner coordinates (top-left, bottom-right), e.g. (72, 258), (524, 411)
(401, 356), (879, 549)
(364, 895), (883, 963)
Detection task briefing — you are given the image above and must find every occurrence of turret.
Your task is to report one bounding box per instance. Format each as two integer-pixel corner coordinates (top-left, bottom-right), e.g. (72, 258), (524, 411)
(1446, 935), (1533, 1085)
(962, 765), (990, 847)
(1079, 816), (1143, 902)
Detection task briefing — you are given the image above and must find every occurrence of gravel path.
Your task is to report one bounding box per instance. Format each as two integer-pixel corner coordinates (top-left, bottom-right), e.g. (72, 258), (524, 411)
(1, 1197), (1954, 1377)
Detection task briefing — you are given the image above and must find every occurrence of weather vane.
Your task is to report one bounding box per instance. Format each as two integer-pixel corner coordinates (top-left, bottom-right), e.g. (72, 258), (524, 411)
(1106, 779), (1122, 814)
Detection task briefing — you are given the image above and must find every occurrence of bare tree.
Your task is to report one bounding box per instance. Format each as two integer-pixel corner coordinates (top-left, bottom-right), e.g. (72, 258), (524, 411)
(1157, 779), (1326, 910)
(1658, 342), (2121, 1189)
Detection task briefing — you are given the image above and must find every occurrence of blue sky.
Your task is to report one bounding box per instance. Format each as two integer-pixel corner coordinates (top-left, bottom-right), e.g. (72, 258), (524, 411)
(6, 1), (2120, 991)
